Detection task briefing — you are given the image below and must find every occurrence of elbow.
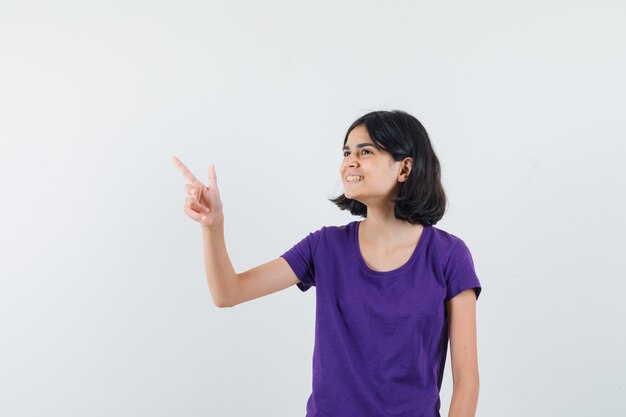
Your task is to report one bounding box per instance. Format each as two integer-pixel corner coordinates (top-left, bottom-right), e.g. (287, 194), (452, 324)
(214, 299), (231, 308)
(210, 276), (239, 308)
(213, 296), (235, 308)
(453, 373), (480, 393)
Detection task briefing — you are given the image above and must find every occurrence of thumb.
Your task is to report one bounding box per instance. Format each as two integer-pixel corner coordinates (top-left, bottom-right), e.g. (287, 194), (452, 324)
(208, 164), (218, 190)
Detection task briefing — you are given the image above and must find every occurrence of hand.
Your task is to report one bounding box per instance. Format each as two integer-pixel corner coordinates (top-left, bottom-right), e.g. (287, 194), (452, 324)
(172, 156), (224, 227)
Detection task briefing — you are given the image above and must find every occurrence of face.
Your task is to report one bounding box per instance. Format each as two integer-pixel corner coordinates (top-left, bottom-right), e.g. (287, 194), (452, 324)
(340, 124), (412, 205)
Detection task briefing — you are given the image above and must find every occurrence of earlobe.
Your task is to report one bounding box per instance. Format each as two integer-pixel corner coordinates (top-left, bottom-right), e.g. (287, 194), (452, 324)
(396, 158), (412, 183)
(397, 168), (410, 183)
(402, 167), (411, 182)
(402, 158), (412, 180)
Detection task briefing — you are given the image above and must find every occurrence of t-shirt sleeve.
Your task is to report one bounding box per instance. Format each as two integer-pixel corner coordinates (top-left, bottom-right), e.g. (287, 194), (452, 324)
(443, 239), (482, 302)
(279, 227), (324, 292)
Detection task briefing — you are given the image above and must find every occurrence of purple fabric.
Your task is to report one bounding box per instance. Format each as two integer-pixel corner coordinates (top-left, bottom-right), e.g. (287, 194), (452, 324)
(280, 220), (482, 417)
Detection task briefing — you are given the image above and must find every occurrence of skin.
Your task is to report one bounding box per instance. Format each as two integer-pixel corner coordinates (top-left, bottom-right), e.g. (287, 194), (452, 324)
(171, 156), (224, 228)
(341, 124), (423, 246)
(341, 125), (479, 417)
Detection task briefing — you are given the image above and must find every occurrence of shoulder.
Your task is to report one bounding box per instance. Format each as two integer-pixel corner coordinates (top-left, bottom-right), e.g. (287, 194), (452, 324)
(428, 224), (464, 248)
(304, 221), (358, 250)
(431, 225), (482, 301)
(312, 220), (358, 236)
(293, 221), (356, 250)
(427, 225), (472, 261)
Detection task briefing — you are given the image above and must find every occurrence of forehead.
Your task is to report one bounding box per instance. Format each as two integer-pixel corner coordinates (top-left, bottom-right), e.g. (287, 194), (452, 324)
(345, 125), (373, 145)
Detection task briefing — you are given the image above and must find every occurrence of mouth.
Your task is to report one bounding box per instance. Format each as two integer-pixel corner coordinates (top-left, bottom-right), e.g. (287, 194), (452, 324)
(346, 175), (364, 183)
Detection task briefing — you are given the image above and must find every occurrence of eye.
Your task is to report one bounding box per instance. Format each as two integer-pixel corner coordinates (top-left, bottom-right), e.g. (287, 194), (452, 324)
(343, 149), (373, 157)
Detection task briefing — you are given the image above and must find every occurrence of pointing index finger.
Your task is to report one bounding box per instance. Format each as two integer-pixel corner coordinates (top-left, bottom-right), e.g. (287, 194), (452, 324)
(172, 156), (202, 185)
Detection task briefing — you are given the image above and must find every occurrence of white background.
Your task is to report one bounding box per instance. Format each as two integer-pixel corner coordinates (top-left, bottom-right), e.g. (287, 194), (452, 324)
(1, 1), (625, 416)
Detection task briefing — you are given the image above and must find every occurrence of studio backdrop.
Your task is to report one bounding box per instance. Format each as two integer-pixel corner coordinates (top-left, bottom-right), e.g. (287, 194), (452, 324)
(1, 1), (624, 416)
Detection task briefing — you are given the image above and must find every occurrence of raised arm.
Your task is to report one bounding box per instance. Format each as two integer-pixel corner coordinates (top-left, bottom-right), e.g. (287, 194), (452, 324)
(173, 156), (300, 308)
(200, 222), (300, 308)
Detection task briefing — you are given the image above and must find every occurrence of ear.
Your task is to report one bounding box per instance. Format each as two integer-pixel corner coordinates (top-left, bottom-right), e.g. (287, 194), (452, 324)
(398, 157), (413, 182)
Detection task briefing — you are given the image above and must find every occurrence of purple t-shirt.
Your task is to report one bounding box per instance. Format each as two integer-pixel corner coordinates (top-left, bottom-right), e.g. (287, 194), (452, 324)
(280, 220), (482, 417)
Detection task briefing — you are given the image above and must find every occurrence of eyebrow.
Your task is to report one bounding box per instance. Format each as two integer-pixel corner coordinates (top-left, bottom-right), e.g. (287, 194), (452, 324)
(342, 143), (376, 151)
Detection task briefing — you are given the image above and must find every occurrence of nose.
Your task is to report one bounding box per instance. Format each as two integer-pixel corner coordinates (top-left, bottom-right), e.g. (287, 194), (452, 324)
(342, 158), (357, 176)
(341, 151), (359, 177)
(346, 153), (359, 167)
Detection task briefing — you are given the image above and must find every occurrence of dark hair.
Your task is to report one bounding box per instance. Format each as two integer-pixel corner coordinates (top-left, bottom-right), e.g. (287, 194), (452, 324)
(328, 109), (447, 225)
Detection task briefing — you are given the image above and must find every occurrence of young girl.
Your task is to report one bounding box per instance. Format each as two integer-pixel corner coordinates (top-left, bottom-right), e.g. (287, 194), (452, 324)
(173, 109), (482, 417)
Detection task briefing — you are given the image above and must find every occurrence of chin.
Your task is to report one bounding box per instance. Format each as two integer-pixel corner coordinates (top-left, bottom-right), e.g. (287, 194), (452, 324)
(345, 194), (363, 204)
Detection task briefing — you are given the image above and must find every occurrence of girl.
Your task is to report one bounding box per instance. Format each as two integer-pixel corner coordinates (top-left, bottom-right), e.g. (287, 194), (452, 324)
(173, 109), (482, 417)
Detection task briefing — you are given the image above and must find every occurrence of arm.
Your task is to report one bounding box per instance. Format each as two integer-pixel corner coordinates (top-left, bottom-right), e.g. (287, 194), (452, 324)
(201, 219), (238, 308)
(171, 157), (301, 308)
(228, 256), (301, 307)
(201, 219), (301, 308)
(446, 288), (480, 417)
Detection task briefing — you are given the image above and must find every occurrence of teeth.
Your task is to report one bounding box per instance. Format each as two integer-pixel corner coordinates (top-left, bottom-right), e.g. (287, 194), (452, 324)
(346, 175), (364, 182)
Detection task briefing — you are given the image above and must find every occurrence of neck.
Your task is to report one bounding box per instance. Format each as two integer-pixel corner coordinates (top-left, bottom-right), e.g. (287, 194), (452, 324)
(360, 203), (423, 244)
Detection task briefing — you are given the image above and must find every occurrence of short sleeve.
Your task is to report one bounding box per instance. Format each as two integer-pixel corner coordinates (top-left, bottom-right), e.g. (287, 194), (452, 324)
(443, 239), (482, 302)
(280, 228), (323, 292)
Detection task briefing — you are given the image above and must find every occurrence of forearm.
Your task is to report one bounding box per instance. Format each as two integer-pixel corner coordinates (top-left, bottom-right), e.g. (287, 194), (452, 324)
(201, 218), (237, 307)
(447, 378), (479, 417)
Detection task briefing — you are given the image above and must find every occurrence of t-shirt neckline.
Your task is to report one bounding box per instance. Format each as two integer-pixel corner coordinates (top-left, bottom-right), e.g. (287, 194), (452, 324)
(352, 220), (431, 276)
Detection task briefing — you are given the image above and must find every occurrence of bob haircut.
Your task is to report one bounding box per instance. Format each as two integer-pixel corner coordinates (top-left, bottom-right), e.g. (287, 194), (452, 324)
(328, 109), (447, 226)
